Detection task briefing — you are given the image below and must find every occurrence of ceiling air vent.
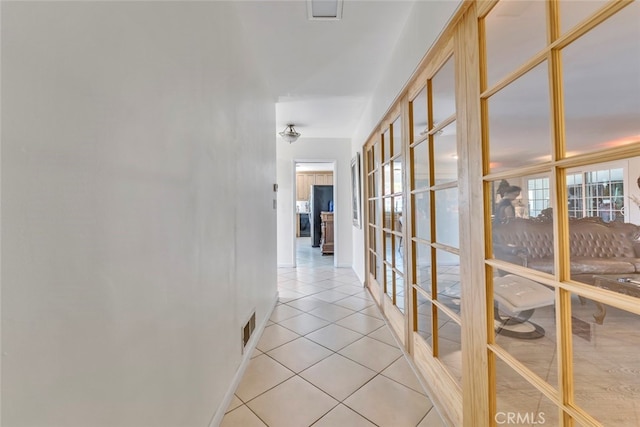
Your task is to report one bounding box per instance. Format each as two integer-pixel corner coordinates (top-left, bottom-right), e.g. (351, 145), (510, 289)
(307, 0), (343, 21)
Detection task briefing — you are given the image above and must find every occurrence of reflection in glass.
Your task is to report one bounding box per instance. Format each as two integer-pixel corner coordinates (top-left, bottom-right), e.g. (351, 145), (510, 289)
(393, 159), (403, 194)
(372, 141), (378, 169)
(435, 250), (461, 315)
(582, 167), (624, 222)
(432, 56), (456, 125)
(493, 272), (557, 387)
(485, 0), (546, 89)
(383, 129), (391, 161)
(394, 234), (404, 274)
(392, 196), (403, 233)
(368, 225), (376, 252)
(415, 242), (432, 296)
(413, 191), (430, 241)
(495, 357), (559, 426)
(434, 309), (461, 385)
(384, 231), (392, 262)
(385, 263), (393, 299)
(572, 293), (640, 425)
(416, 290), (433, 342)
(560, 0), (608, 34)
(368, 200), (376, 225)
(488, 62), (551, 173)
(412, 140), (429, 190)
(373, 170), (380, 197)
(563, 3), (640, 157)
(395, 273), (405, 313)
(411, 87), (428, 143)
(384, 198), (391, 229)
(369, 251), (376, 278)
(392, 116), (402, 157)
(491, 175), (555, 276)
(435, 187), (459, 249)
(383, 164), (391, 195)
(433, 121), (457, 183)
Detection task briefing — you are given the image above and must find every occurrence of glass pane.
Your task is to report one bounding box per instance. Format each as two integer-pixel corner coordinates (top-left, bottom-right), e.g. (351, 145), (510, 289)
(383, 163), (391, 195)
(488, 62), (551, 173)
(367, 147), (374, 171)
(572, 292), (640, 425)
(433, 121), (457, 183)
(435, 187), (459, 249)
(372, 170), (380, 197)
(373, 140), (380, 169)
(413, 191), (431, 241)
(566, 166), (636, 289)
(412, 140), (430, 190)
(495, 357), (558, 426)
(384, 198), (391, 229)
(394, 233), (404, 274)
(560, 0), (608, 35)
(393, 158), (403, 194)
(395, 273), (405, 313)
(368, 199), (375, 225)
(384, 231), (392, 262)
(392, 196), (403, 233)
(369, 251), (376, 278)
(392, 116), (402, 157)
(368, 225), (376, 252)
(493, 272), (557, 388)
(385, 263), (393, 299)
(415, 242), (432, 296)
(485, 0), (547, 89)
(411, 86), (428, 143)
(432, 55), (456, 125)
(415, 290), (433, 342)
(435, 250), (460, 315)
(435, 309), (461, 385)
(563, 3), (640, 157)
(491, 173), (557, 275)
(567, 173), (583, 219)
(383, 129), (391, 161)
(375, 197), (382, 228)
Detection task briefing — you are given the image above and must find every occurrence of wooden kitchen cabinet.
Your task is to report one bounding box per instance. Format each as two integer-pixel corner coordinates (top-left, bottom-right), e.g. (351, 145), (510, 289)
(320, 212), (334, 255)
(296, 172), (333, 200)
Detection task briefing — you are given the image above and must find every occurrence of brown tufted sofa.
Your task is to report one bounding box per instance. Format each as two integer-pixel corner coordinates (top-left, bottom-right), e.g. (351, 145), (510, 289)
(492, 217), (640, 285)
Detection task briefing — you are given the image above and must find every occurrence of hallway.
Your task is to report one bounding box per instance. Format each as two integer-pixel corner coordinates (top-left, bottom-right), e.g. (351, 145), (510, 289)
(220, 238), (446, 426)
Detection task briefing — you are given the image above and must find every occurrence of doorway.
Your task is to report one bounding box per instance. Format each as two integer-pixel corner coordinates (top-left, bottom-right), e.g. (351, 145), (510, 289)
(293, 161), (336, 268)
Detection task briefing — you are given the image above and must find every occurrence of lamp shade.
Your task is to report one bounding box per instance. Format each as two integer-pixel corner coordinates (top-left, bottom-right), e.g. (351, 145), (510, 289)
(279, 124), (301, 143)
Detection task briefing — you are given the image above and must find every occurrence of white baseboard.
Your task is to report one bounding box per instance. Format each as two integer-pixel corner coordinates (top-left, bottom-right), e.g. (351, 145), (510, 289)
(208, 291), (279, 427)
(277, 263), (295, 268)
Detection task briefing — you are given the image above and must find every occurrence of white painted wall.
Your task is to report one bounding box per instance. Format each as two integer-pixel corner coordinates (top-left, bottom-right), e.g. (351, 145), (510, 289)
(1, 2), (276, 426)
(276, 138), (352, 268)
(351, 0), (463, 282)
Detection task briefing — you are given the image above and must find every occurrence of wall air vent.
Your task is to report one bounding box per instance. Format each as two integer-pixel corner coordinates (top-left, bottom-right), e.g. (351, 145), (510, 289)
(241, 311), (256, 352)
(307, 0), (343, 21)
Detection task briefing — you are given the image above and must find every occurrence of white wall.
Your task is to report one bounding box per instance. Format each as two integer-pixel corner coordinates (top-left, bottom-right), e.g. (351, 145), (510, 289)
(277, 138), (352, 268)
(350, 0), (463, 282)
(1, 2), (276, 426)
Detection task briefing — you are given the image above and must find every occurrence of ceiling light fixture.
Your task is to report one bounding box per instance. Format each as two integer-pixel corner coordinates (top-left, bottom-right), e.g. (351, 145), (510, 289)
(279, 124), (301, 143)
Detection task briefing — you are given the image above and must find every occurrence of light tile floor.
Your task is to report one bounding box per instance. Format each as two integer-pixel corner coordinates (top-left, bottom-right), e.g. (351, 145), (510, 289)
(220, 238), (447, 427)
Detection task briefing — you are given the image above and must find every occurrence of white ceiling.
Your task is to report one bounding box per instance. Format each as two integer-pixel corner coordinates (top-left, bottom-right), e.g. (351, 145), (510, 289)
(234, 0), (416, 139)
(234, 0), (639, 156)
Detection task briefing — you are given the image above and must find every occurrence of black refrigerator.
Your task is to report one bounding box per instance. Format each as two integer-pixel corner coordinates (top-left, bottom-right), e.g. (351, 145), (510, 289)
(309, 185), (333, 247)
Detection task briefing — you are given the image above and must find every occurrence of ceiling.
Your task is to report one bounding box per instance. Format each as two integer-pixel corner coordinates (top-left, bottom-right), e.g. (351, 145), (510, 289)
(234, 0), (417, 139)
(234, 0), (639, 157)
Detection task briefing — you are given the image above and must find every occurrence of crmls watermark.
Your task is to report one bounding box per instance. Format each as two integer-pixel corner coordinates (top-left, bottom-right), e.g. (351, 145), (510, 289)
(495, 412), (546, 425)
